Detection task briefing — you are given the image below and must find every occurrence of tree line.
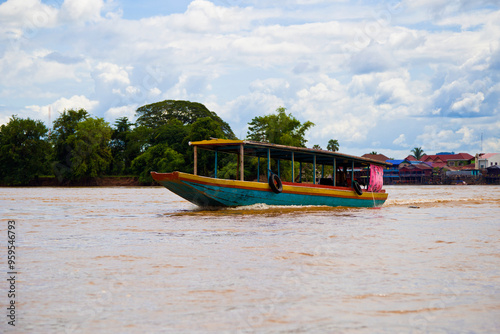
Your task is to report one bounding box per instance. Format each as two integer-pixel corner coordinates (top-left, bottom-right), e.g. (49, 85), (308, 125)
(1, 101), (340, 186)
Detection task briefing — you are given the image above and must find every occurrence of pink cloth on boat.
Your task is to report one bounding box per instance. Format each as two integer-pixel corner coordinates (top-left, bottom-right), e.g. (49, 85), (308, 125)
(367, 164), (383, 192)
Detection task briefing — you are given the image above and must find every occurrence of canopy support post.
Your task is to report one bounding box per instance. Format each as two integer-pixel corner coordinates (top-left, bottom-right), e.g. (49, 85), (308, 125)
(239, 143), (244, 181)
(193, 146), (197, 175)
(214, 149), (218, 178)
(291, 152), (295, 183)
(257, 156), (260, 182)
(267, 148), (271, 180)
(313, 155), (316, 184)
(299, 162), (302, 183)
(333, 158), (336, 186)
(351, 160), (354, 184)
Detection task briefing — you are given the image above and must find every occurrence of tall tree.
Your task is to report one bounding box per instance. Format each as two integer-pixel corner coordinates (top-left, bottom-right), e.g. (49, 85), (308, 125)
(246, 107), (314, 147)
(51, 109), (89, 180)
(183, 117), (229, 176)
(0, 116), (52, 185)
(327, 139), (339, 152)
(109, 117), (134, 175)
(131, 144), (185, 184)
(135, 100), (235, 139)
(67, 117), (113, 179)
(150, 119), (188, 152)
(185, 116), (227, 143)
(411, 147), (425, 160)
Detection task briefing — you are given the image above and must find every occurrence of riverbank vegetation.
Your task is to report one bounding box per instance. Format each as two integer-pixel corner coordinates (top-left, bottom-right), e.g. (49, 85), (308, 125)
(1, 100), (328, 186)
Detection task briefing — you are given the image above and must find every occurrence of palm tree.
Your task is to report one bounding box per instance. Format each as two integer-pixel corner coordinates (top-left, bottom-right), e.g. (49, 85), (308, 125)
(370, 151), (378, 155)
(411, 147), (425, 160)
(327, 139), (339, 152)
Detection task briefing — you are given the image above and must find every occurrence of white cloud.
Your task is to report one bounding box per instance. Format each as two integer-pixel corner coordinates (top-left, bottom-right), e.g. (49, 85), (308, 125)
(0, 0), (112, 41)
(220, 91), (285, 127)
(451, 92), (485, 113)
(104, 104), (138, 123)
(27, 95), (99, 119)
(166, 0), (275, 33)
(294, 75), (379, 144)
(349, 42), (396, 74)
(456, 126), (475, 144)
(94, 62), (131, 85)
(1, 0), (499, 157)
(249, 78), (290, 95)
(415, 123), (484, 152)
(0, 0), (58, 39)
(59, 0), (105, 23)
(0, 113), (11, 126)
(0, 49), (84, 89)
(484, 137), (500, 152)
(393, 134), (407, 146)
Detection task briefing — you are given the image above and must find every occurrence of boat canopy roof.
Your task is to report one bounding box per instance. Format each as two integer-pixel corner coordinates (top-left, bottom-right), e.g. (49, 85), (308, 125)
(189, 139), (391, 167)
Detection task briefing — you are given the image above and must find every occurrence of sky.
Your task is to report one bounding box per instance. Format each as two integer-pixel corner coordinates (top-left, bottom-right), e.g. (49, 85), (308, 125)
(0, 0), (499, 158)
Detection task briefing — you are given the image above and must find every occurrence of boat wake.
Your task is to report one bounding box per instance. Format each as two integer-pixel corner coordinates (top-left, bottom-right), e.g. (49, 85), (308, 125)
(228, 203), (326, 210)
(385, 197), (488, 207)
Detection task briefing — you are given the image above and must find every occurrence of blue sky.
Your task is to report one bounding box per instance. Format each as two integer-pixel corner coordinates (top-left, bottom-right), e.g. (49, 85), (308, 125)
(1, 0), (499, 158)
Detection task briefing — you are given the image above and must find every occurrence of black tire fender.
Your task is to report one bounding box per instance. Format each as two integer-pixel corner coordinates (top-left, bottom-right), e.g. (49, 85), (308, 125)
(269, 173), (283, 194)
(352, 180), (363, 196)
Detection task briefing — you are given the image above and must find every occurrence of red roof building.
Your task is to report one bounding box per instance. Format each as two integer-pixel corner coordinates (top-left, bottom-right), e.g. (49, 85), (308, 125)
(405, 155), (418, 161)
(362, 153), (390, 163)
(399, 162), (433, 183)
(420, 153), (474, 168)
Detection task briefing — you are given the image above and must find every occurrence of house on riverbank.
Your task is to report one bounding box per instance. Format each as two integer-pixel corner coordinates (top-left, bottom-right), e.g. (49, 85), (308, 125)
(381, 152), (499, 185)
(476, 153), (500, 169)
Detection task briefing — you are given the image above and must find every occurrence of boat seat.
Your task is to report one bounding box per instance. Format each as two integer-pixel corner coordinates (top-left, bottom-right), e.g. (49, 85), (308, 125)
(319, 178), (333, 186)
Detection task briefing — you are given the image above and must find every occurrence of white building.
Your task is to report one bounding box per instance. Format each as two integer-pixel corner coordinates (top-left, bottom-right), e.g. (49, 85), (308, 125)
(475, 153), (500, 169)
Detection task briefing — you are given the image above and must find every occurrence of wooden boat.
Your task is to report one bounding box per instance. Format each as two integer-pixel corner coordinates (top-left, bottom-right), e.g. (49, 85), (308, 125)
(151, 139), (390, 208)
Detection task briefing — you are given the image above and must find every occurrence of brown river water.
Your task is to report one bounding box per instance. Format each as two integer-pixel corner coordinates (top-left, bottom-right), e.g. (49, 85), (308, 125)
(1, 185), (499, 333)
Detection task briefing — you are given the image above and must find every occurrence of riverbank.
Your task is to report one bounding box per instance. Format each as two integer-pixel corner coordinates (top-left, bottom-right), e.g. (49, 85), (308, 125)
(2, 175), (498, 187)
(0, 176), (152, 187)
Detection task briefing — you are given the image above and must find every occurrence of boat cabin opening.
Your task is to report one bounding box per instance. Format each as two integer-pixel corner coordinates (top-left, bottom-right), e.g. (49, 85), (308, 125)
(189, 139), (390, 191)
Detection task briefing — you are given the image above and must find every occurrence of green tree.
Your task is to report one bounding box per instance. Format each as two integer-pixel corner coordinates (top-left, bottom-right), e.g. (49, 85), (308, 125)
(0, 116), (52, 185)
(67, 117), (113, 179)
(185, 116), (227, 143)
(246, 107), (314, 147)
(313, 144), (322, 150)
(327, 139), (339, 152)
(411, 147), (425, 160)
(151, 119), (188, 152)
(183, 117), (229, 176)
(135, 100), (235, 139)
(131, 144), (185, 183)
(51, 109), (89, 180)
(127, 125), (154, 156)
(109, 117), (134, 175)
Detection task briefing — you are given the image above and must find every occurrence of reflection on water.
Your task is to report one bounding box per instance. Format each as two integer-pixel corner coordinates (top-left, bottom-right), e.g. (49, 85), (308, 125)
(0, 185), (499, 333)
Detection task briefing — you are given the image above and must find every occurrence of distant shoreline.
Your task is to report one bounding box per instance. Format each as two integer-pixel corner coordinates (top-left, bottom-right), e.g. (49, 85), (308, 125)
(0, 176), (153, 187)
(1, 176), (497, 187)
